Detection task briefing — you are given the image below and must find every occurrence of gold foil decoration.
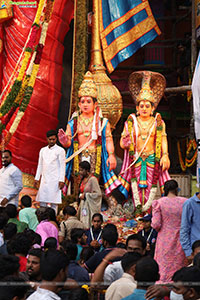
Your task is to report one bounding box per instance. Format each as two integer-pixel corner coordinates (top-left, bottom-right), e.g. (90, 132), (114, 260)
(89, 0), (122, 129)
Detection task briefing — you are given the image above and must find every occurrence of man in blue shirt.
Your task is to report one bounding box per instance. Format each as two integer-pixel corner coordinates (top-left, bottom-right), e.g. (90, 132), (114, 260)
(122, 256), (159, 300)
(180, 193), (200, 263)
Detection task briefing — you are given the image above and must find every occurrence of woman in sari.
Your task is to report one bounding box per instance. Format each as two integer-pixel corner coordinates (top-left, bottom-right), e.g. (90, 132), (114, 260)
(78, 161), (102, 228)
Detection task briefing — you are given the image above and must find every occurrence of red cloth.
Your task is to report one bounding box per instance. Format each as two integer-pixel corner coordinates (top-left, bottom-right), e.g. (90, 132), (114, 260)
(19, 256), (27, 272)
(0, 1), (74, 175)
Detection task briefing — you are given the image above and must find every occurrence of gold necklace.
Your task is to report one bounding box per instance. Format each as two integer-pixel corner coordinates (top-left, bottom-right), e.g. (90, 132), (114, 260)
(78, 118), (93, 137)
(137, 117), (155, 140)
(79, 114), (94, 126)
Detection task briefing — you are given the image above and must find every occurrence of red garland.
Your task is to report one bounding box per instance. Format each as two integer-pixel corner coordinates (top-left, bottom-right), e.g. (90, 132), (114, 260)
(26, 25), (39, 50)
(34, 44), (44, 64)
(1, 107), (16, 127)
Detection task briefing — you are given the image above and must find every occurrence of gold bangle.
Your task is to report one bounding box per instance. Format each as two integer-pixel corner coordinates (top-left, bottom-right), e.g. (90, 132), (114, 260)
(162, 152), (169, 156)
(108, 151), (114, 155)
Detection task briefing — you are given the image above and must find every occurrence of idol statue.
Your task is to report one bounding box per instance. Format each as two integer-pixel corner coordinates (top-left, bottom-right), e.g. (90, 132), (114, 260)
(58, 71), (121, 195)
(119, 71), (170, 212)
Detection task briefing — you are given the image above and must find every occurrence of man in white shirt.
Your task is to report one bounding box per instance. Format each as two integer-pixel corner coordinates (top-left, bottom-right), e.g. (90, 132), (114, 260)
(34, 130), (66, 212)
(105, 252), (141, 300)
(27, 249), (69, 300)
(0, 150), (23, 207)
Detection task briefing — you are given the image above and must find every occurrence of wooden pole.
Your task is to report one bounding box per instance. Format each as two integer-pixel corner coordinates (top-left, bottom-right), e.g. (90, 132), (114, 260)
(121, 85), (191, 96)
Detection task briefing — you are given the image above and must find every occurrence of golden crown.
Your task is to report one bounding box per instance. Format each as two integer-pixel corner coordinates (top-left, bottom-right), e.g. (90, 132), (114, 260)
(78, 71), (97, 99)
(128, 71), (166, 108)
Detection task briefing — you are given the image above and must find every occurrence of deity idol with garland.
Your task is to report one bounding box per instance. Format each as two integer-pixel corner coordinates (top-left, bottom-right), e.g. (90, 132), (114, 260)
(58, 71), (121, 195)
(119, 71), (170, 212)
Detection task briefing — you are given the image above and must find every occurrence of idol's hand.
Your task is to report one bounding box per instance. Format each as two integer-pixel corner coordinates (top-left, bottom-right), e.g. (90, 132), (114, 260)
(58, 128), (69, 147)
(122, 135), (131, 149)
(106, 154), (117, 171)
(160, 154), (170, 171)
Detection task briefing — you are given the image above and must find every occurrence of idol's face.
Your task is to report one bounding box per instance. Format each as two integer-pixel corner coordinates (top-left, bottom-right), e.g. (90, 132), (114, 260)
(78, 96), (96, 115)
(137, 100), (153, 118)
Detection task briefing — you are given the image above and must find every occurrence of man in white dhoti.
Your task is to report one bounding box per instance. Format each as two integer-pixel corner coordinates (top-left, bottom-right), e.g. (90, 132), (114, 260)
(0, 150), (23, 207)
(34, 130), (66, 213)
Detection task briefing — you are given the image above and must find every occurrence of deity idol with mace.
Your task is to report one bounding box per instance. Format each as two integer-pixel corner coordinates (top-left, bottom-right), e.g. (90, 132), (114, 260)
(119, 71), (170, 212)
(58, 71), (121, 195)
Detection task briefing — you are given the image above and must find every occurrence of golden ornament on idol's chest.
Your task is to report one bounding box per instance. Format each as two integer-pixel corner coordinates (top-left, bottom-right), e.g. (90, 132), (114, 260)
(78, 115), (94, 137)
(137, 117), (155, 141)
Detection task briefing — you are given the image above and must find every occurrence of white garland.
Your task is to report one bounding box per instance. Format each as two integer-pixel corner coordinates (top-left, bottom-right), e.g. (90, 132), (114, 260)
(142, 186), (157, 212)
(131, 180), (140, 208)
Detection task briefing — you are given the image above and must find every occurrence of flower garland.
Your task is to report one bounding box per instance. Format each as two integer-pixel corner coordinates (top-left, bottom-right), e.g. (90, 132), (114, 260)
(2, 0), (55, 146)
(73, 116), (79, 176)
(128, 113), (163, 212)
(94, 122), (102, 178)
(142, 113), (162, 212)
(0, 0), (45, 116)
(0, 0), (46, 139)
(177, 139), (197, 171)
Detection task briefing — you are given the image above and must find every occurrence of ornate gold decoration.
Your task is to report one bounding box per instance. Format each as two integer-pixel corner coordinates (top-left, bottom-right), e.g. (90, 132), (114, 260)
(0, 5), (13, 23)
(78, 71), (97, 99)
(89, 0), (122, 129)
(129, 71), (166, 109)
(137, 116), (155, 140)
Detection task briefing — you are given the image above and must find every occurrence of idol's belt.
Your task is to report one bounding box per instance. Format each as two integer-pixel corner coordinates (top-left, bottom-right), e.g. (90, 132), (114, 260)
(81, 148), (96, 158)
(138, 150), (155, 161)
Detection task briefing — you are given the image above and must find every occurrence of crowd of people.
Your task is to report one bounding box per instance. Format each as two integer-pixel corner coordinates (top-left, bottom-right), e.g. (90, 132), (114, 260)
(0, 128), (200, 300)
(0, 163), (200, 299)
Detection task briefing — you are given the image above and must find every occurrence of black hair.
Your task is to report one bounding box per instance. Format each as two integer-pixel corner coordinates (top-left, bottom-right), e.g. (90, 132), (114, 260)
(0, 214), (8, 230)
(60, 240), (78, 260)
(44, 237), (57, 251)
(192, 240), (200, 252)
(34, 232), (42, 246)
(135, 257), (160, 283)
(46, 207), (59, 227)
(4, 222), (17, 240)
(5, 204), (18, 218)
(46, 129), (57, 138)
(79, 161), (91, 172)
(69, 287), (89, 300)
(71, 228), (85, 244)
(121, 252), (142, 272)
(126, 234), (147, 250)
(21, 195), (32, 207)
(23, 229), (40, 246)
(28, 248), (43, 259)
(116, 242), (126, 249)
(40, 249), (69, 281)
(194, 253), (200, 269)
(101, 224), (118, 247)
(164, 179), (179, 196)
(35, 207), (49, 222)
(172, 266), (200, 293)
(63, 206), (77, 216)
(0, 276), (29, 300)
(0, 255), (20, 280)
(92, 213), (103, 222)
(80, 246), (95, 263)
(2, 149), (12, 157)
(7, 233), (32, 256)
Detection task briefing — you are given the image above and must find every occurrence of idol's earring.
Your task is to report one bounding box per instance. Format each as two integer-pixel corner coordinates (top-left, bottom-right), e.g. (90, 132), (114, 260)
(151, 111), (153, 116)
(136, 110), (139, 116)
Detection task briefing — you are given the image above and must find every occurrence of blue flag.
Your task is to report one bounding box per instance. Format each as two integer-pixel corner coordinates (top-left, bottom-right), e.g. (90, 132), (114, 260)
(99, 0), (161, 73)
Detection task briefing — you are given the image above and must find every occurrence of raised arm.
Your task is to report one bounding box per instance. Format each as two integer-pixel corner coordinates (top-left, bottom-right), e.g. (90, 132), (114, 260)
(58, 124), (72, 148)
